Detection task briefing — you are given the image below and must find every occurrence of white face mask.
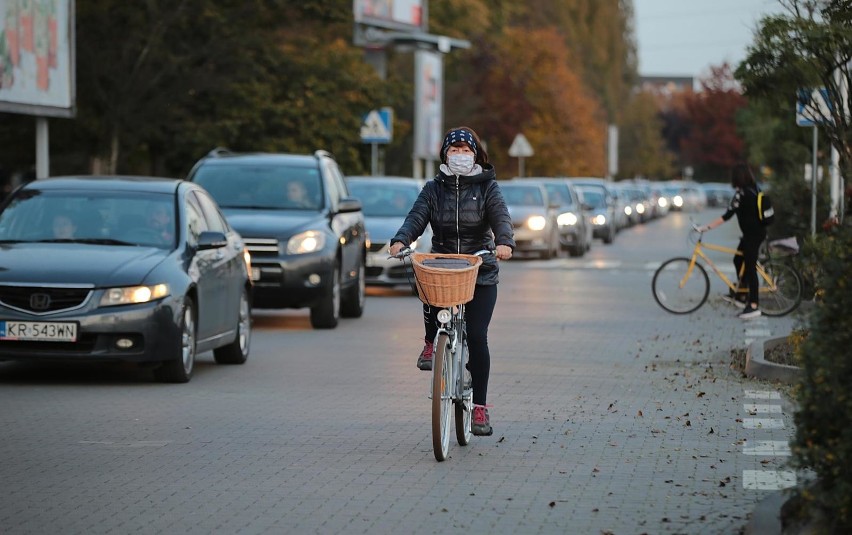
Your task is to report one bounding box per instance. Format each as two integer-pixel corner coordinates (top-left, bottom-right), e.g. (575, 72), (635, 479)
(447, 153), (475, 175)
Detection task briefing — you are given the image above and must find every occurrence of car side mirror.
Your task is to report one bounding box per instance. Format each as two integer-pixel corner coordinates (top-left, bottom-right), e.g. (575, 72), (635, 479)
(197, 230), (227, 250)
(337, 197), (362, 214)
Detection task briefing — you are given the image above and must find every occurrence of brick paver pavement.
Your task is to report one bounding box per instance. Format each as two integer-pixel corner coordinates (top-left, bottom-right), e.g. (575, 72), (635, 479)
(0, 212), (807, 534)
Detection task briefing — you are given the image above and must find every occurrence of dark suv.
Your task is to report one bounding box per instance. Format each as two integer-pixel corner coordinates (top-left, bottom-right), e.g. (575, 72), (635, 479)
(187, 149), (366, 329)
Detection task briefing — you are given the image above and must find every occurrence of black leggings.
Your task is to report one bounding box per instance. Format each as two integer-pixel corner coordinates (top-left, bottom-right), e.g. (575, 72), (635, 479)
(735, 235), (765, 305)
(423, 284), (497, 406)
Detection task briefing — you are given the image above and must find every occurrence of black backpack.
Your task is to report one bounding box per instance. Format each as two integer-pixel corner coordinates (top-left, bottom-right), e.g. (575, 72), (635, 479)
(757, 189), (774, 226)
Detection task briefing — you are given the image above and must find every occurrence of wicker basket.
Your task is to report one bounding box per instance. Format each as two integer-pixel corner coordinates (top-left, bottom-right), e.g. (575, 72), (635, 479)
(411, 253), (483, 307)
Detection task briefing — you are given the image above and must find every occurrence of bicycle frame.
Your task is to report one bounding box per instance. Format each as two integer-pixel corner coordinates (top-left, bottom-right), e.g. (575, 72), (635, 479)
(682, 236), (778, 294)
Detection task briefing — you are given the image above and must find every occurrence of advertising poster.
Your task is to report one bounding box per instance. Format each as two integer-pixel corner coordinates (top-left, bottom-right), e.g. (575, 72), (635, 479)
(413, 49), (442, 160)
(0, 0), (74, 117)
(354, 0), (424, 32)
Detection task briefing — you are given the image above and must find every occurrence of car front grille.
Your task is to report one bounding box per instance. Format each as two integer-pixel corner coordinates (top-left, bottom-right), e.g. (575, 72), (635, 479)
(0, 285), (93, 315)
(244, 238), (280, 258)
(368, 241), (386, 253)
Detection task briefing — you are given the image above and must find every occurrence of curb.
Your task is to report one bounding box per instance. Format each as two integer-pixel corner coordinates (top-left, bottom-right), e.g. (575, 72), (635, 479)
(745, 335), (802, 384)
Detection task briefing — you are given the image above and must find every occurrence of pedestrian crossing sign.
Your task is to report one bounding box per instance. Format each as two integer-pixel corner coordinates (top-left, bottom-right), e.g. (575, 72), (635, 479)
(361, 108), (393, 143)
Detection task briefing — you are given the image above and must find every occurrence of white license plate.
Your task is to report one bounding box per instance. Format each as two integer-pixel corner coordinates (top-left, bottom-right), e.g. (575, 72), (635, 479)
(1, 320), (78, 342)
(251, 267), (261, 281)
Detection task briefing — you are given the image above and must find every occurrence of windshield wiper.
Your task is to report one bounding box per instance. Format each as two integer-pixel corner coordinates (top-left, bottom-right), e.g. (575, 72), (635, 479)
(31, 238), (136, 245)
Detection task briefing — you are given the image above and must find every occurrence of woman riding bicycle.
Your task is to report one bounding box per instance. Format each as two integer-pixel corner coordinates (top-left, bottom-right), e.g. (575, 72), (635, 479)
(697, 163), (766, 319)
(388, 126), (515, 436)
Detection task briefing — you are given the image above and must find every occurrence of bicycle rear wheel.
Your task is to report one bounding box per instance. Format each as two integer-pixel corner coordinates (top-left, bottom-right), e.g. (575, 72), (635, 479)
(758, 261), (802, 316)
(652, 257), (710, 314)
(455, 336), (472, 446)
(432, 333), (452, 461)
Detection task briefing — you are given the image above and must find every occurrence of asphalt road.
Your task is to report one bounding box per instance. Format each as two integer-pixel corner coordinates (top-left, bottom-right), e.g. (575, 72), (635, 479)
(0, 208), (807, 534)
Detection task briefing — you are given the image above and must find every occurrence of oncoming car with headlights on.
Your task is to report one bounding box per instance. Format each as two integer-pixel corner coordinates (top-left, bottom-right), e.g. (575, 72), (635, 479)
(499, 181), (560, 259)
(0, 176), (252, 383)
(188, 149), (367, 329)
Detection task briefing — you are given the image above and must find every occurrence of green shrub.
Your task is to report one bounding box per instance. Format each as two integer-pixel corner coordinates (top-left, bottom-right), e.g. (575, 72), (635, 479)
(790, 224), (852, 531)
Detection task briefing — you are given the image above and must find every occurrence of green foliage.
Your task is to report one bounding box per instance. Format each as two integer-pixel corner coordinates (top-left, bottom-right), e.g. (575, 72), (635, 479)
(791, 224), (852, 530)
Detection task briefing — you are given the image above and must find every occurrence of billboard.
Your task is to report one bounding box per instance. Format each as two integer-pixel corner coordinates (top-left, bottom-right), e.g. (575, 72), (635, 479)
(0, 0), (75, 117)
(413, 49), (442, 160)
(353, 0), (425, 32)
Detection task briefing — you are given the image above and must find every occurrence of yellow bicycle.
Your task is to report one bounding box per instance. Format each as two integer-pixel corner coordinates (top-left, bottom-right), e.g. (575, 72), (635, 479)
(652, 227), (802, 316)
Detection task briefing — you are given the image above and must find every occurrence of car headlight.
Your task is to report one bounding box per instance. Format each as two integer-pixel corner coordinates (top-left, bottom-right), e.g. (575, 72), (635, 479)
(100, 284), (170, 307)
(286, 230), (325, 254)
(624, 206), (633, 216)
(658, 197), (668, 208)
(592, 214), (607, 226)
(243, 249), (252, 279)
(557, 212), (578, 226)
(636, 203), (645, 214)
(673, 195), (683, 207)
(526, 215), (547, 231)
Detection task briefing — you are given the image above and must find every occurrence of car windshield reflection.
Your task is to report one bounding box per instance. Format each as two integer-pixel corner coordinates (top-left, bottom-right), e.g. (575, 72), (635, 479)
(0, 190), (177, 248)
(191, 164), (324, 211)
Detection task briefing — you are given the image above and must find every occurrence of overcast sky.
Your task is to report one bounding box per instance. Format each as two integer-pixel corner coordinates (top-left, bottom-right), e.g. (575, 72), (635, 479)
(633, 0), (788, 79)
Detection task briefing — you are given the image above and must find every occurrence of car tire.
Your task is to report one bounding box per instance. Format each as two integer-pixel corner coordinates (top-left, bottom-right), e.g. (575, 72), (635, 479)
(214, 286), (251, 365)
(603, 226), (615, 245)
(310, 264), (340, 329)
(154, 298), (196, 383)
(341, 257), (366, 318)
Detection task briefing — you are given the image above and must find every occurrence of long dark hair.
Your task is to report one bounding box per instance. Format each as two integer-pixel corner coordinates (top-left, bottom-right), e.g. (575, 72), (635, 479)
(731, 163), (757, 189)
(440, 126), (489, 165)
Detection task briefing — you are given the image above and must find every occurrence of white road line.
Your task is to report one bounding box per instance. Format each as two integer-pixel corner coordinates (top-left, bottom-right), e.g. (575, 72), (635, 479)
(743, 470), (797, 490)
(745, 328), (773, 338)
(742, 418), (785, 429)
(743, 441), (791, 456)
(744, 390), (781, 399)
(744, 404), (783, 414)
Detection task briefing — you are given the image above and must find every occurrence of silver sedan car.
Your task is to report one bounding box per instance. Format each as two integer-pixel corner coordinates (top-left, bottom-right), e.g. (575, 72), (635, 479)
(345, 176), (431, 287)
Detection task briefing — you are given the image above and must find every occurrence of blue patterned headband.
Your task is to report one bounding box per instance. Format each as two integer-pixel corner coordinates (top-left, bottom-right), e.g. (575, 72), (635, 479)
(441, 129), (478, 160)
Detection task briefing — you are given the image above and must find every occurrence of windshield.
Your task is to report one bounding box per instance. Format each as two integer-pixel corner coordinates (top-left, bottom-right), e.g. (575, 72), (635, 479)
(501, 186), (544, 206)
(541, 184), (574, 207)
(347, 182), (419, 217)
(0, 189), (176, 248)
(577, 187), (606, 208)
(193, 164), (323, 210)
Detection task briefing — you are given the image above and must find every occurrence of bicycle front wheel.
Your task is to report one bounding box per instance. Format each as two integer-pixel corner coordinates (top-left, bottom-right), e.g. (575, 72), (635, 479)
(652, 257), (710, 314)
(431, 333), (452, 462)
(758, 261), (802, 317)
(455, 337), (472, 447)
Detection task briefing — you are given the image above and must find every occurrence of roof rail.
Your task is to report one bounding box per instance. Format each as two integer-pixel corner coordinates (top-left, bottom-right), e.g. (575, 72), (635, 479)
(207, 147), (231, 158)
(314, 149), (333, 160)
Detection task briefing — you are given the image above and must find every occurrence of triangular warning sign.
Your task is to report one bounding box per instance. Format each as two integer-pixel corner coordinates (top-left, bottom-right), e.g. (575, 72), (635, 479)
(508, 133), (534, 157)
(360, 110), (390, 140)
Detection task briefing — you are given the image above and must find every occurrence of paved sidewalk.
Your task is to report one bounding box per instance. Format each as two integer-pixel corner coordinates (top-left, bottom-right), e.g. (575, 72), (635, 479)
(0, 218), (810, 534)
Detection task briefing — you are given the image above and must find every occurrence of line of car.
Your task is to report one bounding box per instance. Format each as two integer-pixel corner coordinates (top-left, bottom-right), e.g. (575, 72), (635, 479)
(0, 146), (732, 383)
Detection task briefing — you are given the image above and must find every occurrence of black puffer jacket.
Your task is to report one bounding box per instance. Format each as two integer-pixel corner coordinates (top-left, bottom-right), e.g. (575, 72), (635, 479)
(391, 164), (515, 285)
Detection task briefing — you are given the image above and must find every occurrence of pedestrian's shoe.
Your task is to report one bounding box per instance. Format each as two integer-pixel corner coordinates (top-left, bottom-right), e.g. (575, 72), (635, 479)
(417, 340), (434, 371)
(472, 405), (493, 436)
(738, 304), (761, 319)
(722, 294), (746, 308)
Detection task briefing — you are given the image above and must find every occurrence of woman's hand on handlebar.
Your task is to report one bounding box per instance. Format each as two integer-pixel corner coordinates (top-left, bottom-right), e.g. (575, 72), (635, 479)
(388, 242), (407, 258)
(495, 244), (512, 260)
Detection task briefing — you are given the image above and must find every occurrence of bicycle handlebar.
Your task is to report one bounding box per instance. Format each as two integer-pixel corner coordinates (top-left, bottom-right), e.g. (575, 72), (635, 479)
(390, 248), (495, 260)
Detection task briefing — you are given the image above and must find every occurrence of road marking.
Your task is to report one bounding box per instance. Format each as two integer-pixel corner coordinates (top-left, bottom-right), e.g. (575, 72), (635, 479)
(742, 418), (785, 429)
(745, 390), (781, 399)
(742, 470), (796, 490)
(744, 403), (783, 414)
(743, 441), (791, 456)
(745, 328), (772, 338)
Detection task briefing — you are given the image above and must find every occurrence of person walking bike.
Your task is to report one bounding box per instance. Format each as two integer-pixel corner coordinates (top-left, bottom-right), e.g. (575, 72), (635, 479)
(388, 126), (515, 436)
(697, 163), (767, 319)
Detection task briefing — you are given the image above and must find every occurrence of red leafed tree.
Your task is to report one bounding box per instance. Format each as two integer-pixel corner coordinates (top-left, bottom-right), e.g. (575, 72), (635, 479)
(679, 64), (748, 179)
